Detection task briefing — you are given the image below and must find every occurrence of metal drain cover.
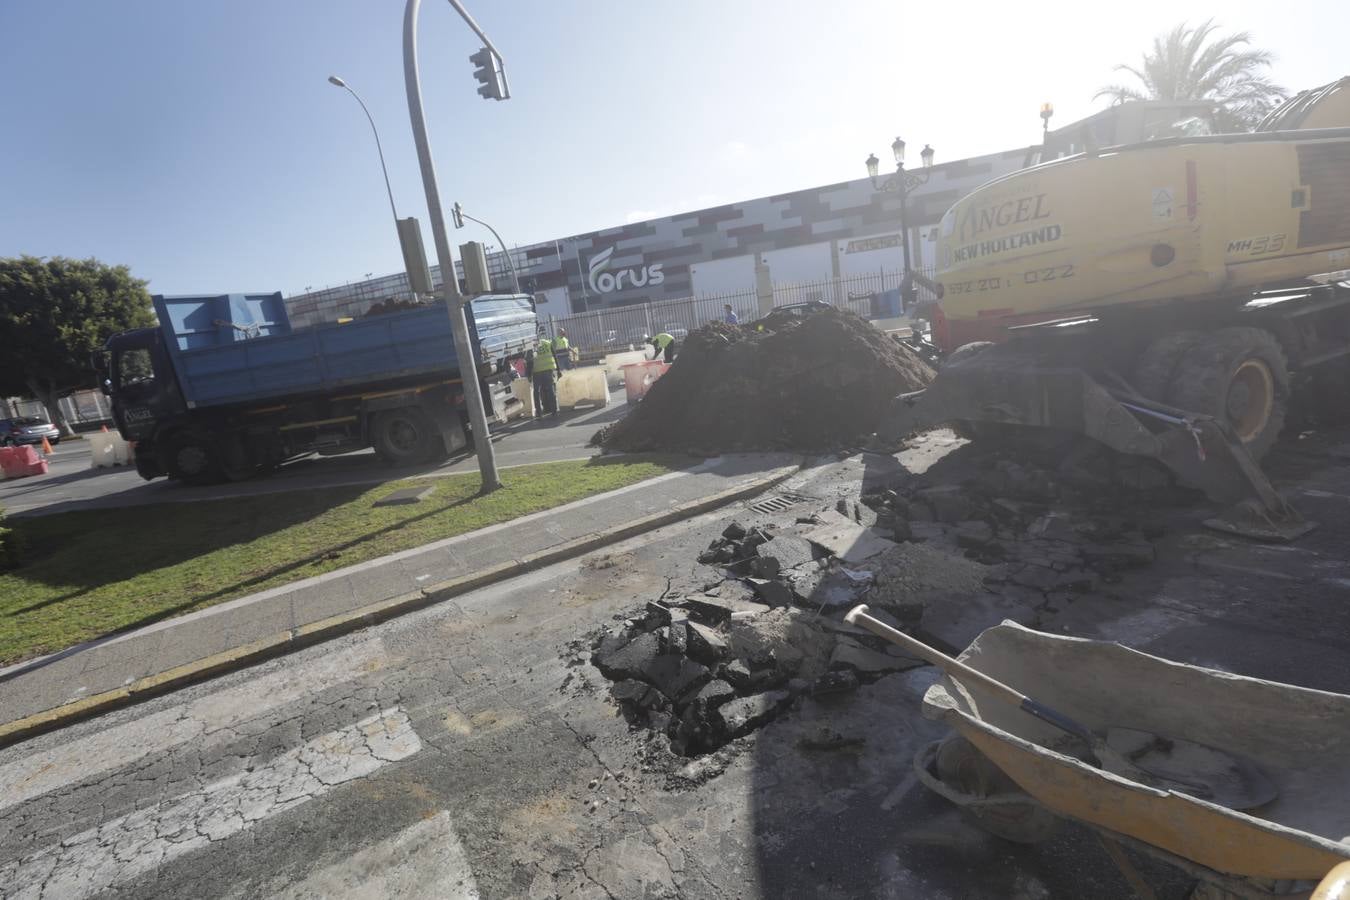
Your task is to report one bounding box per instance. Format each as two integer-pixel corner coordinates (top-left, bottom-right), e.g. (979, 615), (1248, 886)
(748, 492), (816, 514)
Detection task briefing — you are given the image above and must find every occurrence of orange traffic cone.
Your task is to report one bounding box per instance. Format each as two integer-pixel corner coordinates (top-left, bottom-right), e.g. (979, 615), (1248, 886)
(40, 436), (53, 456)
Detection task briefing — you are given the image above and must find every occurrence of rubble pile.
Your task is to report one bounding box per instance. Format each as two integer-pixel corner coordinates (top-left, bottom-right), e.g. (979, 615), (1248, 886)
(591, 430), (1169, 757)
(857, 445), (1164, 650)
(591, 509), (954, 757)
(593, 307), (935, 454)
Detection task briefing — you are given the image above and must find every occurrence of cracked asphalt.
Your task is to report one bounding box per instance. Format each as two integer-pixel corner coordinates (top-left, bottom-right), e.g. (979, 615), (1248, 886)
(6, 429), (1350, 898)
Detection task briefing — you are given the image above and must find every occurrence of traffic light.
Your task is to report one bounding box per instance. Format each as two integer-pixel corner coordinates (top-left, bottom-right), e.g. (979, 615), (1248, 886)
(452, 201), (465, 229)
(469, 47), (505, 101)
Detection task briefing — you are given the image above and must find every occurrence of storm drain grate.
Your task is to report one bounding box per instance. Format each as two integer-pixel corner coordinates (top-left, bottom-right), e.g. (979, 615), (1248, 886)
(748, 492), (816, 514)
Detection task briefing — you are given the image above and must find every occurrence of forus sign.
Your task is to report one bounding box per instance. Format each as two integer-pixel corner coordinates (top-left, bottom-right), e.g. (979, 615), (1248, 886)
(587, 246), (665, 294)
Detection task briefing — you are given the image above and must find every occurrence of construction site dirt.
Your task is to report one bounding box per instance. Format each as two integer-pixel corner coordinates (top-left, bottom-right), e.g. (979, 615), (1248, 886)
(593, 307), (935, 455)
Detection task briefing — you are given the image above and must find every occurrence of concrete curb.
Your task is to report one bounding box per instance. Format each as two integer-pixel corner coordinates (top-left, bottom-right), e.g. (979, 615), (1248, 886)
(0, 465), (796, 749)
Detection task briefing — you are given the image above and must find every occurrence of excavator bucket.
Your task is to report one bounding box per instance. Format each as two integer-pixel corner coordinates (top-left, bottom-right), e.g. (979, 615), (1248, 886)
(881, 344), (1314, 542)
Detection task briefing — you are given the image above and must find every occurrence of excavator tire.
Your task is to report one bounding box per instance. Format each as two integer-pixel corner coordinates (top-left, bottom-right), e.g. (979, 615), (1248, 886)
(1170, 327), (1289, 461)
(1132, 330), (1203, 402)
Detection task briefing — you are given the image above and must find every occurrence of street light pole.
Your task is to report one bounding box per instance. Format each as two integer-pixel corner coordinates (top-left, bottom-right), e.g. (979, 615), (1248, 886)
(866, 138), (935, 309)
(328, 76), (400, 225)
(402, 0), (501, 491)
(453, 203), (521, 292)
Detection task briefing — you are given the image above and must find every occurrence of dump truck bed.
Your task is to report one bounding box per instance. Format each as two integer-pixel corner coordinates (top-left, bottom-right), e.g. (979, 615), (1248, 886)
(153, 293), (536, 409)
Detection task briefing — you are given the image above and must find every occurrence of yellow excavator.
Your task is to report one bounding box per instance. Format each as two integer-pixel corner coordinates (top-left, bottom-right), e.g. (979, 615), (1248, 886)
(888, 77), (1350, 540)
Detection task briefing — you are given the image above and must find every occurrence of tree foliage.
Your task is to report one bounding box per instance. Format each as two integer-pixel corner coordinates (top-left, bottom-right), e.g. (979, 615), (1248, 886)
(0, 256), (155, 433)
(1096, 20), (1285, 131)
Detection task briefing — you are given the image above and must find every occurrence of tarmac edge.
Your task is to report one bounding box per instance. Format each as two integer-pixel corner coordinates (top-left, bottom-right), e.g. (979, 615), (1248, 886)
(0, 464), (796, 750)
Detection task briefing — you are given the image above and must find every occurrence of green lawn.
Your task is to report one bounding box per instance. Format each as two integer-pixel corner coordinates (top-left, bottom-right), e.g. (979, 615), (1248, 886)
(0, 456), (682, 665)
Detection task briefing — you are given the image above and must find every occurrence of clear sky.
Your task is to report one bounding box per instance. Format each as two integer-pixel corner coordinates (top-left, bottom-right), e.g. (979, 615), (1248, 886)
(1, 0), (1345, 296)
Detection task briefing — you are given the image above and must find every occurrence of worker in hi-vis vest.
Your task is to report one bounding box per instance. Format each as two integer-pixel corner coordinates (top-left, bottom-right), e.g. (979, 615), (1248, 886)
(530, 335), (559, 416)
(646, 332), (677, 364)
(553, 329), (572, 370)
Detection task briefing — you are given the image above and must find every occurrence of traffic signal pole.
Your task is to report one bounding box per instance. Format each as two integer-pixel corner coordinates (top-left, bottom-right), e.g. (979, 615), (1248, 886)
(402, 0), (502, 491)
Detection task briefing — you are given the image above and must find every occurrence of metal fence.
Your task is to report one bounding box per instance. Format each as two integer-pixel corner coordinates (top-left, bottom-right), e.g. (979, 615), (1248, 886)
(545, 268), (936, 356)
(3, 389), (113, 428)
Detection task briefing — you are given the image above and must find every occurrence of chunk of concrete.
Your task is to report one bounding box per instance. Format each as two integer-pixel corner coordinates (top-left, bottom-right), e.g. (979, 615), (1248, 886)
(721, 659), (753, 691)
(693, 678), (736, 709)
(802, 510), (896, 564)
(916, 485), (972, 524)
(593, 631), (661, 680)
(757, 535), (815, 571)
(686, 621), (729, 664)
(747, 578), (793, 608)
(684, 594), (772, 624)
(715, 690), (792, 738)
(954, 520), (995, 548)
(642, 654), (712, 703)
(829, 638), (923, 675)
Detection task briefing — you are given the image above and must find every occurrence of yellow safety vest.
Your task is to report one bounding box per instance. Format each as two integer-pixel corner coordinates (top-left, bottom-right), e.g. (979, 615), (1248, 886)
(554, 335), (570, 351)
(652, 333), (674, 350)
(534, 339), (557, 373)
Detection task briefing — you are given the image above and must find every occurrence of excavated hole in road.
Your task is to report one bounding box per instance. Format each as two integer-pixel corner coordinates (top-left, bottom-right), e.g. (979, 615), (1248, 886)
(587, 434), (1171, 759)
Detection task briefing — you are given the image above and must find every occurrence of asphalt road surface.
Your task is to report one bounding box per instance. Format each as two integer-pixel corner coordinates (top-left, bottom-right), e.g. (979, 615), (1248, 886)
(0, 398), (629, 518)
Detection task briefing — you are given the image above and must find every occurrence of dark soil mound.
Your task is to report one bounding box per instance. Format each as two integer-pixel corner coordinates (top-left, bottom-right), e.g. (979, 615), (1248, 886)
(594, 307), (935, 453)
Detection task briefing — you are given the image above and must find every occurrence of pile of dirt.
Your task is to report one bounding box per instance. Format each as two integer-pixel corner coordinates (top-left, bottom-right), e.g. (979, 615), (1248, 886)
(593, 307), (935, 453)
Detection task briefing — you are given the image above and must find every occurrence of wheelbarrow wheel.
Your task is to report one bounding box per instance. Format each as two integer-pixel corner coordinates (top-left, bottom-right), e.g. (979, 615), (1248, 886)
(935, 736), (1061, 845)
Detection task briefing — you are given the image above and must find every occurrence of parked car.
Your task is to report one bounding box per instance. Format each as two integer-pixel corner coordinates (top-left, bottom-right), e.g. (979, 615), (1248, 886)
(772, 301), (831, 318)
(0, 416), (61, 446)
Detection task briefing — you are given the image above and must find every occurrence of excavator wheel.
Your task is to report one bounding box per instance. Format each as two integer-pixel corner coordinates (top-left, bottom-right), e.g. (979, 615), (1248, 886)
(1170, 327), (1289, 461)
(1133, 330), (1203, 402)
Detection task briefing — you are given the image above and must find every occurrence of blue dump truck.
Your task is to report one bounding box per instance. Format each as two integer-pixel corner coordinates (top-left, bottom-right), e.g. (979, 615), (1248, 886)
(99, 292), (537, 483)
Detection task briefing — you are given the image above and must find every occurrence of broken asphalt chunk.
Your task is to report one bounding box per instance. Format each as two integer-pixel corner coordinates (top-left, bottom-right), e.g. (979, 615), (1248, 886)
(829, 638), (925, 675)
(686, 621), (729, 664)
(593, 631), (661, 680)
(715, 690), (792, 738)
(642, 654), (712, 704)
(684, 593), (772, 624)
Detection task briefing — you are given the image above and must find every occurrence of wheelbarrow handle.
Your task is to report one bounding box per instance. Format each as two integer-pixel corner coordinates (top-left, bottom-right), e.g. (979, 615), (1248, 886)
(845, 605), (1097, 746)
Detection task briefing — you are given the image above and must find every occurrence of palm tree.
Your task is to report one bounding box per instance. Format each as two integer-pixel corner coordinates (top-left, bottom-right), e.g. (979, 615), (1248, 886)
(1096, 20), (1285, 131)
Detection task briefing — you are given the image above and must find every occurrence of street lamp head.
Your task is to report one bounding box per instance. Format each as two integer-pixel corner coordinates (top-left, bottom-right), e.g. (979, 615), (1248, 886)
(1040, 102), (1054, 122)
(327, 75), (347, 88)
(891, 136), (906, 165)
(920, 144), (935, 168)
(865, 153), (880, 181)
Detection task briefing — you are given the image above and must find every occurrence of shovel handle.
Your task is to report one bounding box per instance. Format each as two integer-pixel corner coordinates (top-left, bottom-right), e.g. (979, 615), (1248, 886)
(844, 605), (1096, 745)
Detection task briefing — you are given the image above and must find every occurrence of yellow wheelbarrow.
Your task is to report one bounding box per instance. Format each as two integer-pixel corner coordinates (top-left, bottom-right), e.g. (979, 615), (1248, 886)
(850, 613), (1350, 898)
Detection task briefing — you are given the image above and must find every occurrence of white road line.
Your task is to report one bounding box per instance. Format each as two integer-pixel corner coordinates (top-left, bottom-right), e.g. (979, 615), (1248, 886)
(2, 708), (421, 900)
(0, 638), (388, 811)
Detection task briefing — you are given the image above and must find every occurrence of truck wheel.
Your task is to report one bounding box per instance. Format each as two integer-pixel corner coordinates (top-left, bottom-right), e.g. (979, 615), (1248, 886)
(1133, 330), (1202, 401)
(165, 432), (222, 485)
(373, 407), (438, 466)
(1171, 327), (1289, 461)
(218, 435), (257, 483)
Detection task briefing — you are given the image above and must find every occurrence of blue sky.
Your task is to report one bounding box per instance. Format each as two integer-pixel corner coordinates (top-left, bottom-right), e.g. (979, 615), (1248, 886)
(1, 0), (1345, 296)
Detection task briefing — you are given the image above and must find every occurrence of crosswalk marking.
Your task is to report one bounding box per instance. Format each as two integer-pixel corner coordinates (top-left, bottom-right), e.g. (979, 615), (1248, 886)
(2, 707), (420, 900)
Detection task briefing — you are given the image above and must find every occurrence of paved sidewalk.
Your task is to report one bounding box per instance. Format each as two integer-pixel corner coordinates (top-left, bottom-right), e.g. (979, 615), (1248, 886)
(0, 453), (797, 740)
